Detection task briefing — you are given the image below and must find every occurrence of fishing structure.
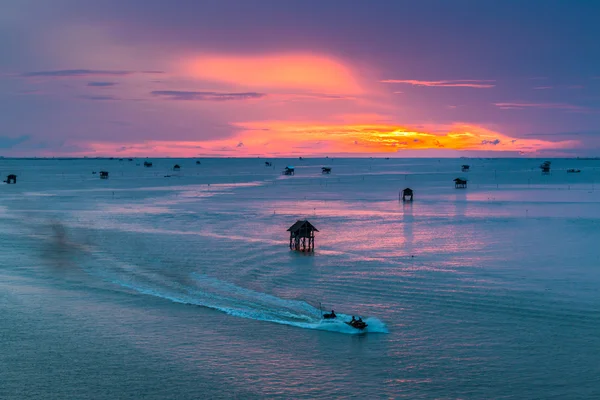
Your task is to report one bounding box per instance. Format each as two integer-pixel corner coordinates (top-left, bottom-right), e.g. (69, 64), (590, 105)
(287, 220), (318, 252)
(454, 178), (468, 189)
(540, 161), (551, 174)
(282, 166), (295, 175)
(4, 174), (16, 184)
(400, 187), (414, 202)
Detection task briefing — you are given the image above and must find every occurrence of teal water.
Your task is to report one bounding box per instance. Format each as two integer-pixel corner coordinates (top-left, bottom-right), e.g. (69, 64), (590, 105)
(1, 158), (599, 399)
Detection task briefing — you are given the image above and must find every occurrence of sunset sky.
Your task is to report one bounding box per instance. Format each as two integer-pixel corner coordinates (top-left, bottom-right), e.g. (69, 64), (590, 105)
(2, 0), (600, 157)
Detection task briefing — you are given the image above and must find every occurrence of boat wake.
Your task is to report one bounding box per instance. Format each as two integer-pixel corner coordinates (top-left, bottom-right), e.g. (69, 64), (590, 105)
(84, 251), (388, 335)
(28, 218), (388, 335)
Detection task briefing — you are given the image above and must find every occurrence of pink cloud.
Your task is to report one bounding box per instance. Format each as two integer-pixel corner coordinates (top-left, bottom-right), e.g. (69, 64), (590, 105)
(182, 53), (363, 94)
(380, 79), (495, 88)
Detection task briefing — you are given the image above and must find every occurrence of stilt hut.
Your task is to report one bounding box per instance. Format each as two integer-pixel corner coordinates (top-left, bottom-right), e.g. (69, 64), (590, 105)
(265, 161), (272, 167)
(540, 161), (551, 174)
(4, 174), (16, 184)
(144, 161), (153, 168)
(196, 160), (201, 165)
(401, 187), (413, 201)
(461, 164), (470, 172)
(321, 167), (331, 174)
(454, 178), (468, 188)
(99, 171), (109, 179)
(283, 166), (295, 175)
(173, 164), (181, 171)
(287, 220), (318, 252)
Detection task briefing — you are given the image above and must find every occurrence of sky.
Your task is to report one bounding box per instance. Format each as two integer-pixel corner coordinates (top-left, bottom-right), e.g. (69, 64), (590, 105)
(1, 0), (600, 157)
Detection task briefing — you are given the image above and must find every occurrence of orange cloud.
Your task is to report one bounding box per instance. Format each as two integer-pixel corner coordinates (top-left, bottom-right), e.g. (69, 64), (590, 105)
(227, 121), (576, 154)
(182, 53), (362, 94)
(72, 121), (577, 157)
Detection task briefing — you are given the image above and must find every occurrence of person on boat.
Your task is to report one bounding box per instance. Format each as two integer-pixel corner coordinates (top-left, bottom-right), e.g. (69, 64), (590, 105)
(357, 317), (363, 323)
(351, 316), (356, 323)
(330, 310), (336, 318)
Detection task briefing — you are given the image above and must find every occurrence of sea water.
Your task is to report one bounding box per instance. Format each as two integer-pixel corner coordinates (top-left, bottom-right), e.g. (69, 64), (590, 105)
(1, 158), (599, 399)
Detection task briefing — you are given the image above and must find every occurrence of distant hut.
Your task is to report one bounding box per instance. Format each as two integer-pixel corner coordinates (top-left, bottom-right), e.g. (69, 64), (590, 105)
(287, 220), (318, 252)
(283, 166), (295, 175)
(144, 161), (153, 168)
(400, 187), (413, 202)
(196, 160), (201, 165)
(567, 168), (581, 173)
(173, 164), (181, 171)
(461, 164), (470, 172)
(128, 158), (133, 161)
(321, 167), (331, 174)
(4, 174), (16, 184)
(265, 161), (272, 167)
(99, 171), (109, 179)
(540, 161), (551, 174)
(454, 178), (468, 188)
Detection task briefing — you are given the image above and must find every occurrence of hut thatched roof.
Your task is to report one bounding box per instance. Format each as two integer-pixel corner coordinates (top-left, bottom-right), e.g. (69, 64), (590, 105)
(287, 220), (319, 234)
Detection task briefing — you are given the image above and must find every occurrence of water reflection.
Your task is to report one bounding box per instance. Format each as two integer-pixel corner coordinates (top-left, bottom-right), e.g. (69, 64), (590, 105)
(454, 190), (467, 218)
(402, 202), (414, 256)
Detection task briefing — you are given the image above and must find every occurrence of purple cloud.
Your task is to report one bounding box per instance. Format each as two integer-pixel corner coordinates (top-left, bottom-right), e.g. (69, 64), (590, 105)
(20, 70), (165, 78)
(481, 139), (501, 145)
(22, 69), (133, 77)
(151, 91), (266, 101)
(87, 82), (118, 87)
(79, 95), (120, 101)
(380, 79), (496, 88)
(494, 102), (588, 112)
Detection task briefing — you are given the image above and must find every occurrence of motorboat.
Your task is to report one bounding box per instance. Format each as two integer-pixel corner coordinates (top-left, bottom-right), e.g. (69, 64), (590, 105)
(346, 319), (368, 330)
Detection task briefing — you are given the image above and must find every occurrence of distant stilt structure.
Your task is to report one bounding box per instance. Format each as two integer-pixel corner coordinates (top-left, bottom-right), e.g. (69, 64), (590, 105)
(287, 220), (318, 252)
(321, 167), (332, 174)
(4, 174), (16, 184)
(144, 161), (153, 168)
(173, 164), (181, 171)
(540, 161), (551, 174)
(401, 187), (413, 201)
(454, 178), (467, 189)
(461, 164), (470, 172)
(282, 166), (295, 175)
(265, 161), (272, 167)
(99, 171), (109, 179)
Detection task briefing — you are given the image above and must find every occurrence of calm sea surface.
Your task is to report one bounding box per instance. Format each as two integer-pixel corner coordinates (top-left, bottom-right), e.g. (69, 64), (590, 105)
(1, 158), (599, 399)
